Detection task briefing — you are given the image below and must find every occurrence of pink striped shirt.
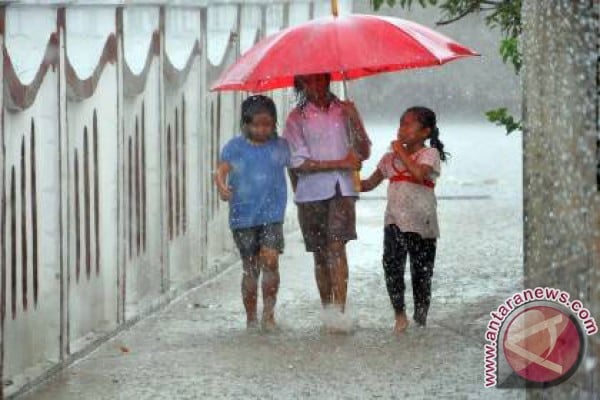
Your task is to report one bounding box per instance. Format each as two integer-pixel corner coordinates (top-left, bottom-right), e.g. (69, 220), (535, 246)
(283, 101), (358, 203)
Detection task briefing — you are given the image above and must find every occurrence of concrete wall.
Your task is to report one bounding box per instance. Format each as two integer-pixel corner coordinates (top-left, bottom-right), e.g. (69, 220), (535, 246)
(0, 1), (342, 397)
(521, 1), (599, 397)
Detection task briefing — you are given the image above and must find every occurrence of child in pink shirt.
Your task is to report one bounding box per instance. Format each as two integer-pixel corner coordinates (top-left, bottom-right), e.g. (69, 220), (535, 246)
(361, 106), (447, 335)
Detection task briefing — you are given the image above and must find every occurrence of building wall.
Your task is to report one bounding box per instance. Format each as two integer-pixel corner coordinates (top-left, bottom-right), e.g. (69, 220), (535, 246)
(0, 1), (333, 397)
(521, 1), (599, 397)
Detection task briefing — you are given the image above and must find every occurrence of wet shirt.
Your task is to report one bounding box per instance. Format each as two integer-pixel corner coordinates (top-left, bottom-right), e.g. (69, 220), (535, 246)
(283, 101), (357, 203)
(220, 135), (291, 229)
(377, 147), (441, 238)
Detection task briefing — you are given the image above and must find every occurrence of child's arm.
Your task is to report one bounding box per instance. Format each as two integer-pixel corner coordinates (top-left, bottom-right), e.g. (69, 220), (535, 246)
(288, 169), (298, 193)
(214, 161), (232, 201)
(341, 101), (371, 160)
(293, 152), (361, 173)
(391, 141), (434, 184)
(281, 139), (298, 193)
(284, 110), (361, 174)
(360, 169), (385, 192)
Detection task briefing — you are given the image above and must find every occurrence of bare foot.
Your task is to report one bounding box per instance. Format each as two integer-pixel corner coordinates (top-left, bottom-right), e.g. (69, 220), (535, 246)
(247, 318), (259, 332)
(320, 306), (354, 335)
(261, 314), (278, 332)
(325, 325), (352, 335)
(393, 312), (409, 335)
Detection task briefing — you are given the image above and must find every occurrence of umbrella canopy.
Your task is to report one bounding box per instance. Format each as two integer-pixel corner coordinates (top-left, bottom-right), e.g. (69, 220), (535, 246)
(211, 14), (479, 93)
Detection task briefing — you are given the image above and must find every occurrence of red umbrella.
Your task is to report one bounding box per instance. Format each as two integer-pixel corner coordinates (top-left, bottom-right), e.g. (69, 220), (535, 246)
(211, 12), (479, 92)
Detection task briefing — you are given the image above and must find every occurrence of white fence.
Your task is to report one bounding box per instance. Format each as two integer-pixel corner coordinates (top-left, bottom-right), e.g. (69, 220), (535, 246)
(0, 1), (347, 397)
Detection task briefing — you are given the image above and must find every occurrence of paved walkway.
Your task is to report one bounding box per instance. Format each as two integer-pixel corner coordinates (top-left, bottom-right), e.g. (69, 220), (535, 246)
(20, 196), (525, 400)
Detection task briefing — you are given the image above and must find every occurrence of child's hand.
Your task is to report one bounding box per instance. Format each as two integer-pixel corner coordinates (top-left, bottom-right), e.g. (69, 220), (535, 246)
(215, 162), (233, 201)
(341, 151), (362, 170)
(391, 140), (407, 156)
(217, 182), (233, 201)
(359, 180), (368, 192)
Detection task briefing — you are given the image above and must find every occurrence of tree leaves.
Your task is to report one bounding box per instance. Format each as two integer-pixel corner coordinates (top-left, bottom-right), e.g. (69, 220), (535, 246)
(499, 37), (522, 73)
(485, 108), (522, 135)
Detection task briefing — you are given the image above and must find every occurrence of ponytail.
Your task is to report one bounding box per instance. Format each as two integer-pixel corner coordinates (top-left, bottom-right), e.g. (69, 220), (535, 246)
(429, 126), (448, 162)
(404, 106), (449, 162)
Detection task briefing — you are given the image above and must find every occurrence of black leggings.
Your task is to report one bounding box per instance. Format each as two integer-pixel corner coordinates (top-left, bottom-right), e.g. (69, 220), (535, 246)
(382, 224), (437, 325)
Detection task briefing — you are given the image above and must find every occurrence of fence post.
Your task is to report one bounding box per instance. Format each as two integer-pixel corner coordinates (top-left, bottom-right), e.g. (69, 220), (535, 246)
(115, 7), (126, 324)
(56, 7), (70, 360)
(0, 6), (5, 400)
(199, 7), (209, 275)
(158, 6), (169, 293)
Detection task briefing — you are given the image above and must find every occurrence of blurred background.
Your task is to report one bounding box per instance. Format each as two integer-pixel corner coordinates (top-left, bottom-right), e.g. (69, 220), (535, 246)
(344, 1), (523, 202)
(351, 0), (521, 122)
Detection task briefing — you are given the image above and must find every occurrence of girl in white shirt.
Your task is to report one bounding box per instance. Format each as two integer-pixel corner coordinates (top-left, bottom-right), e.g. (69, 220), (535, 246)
(361, 107), (448, 335)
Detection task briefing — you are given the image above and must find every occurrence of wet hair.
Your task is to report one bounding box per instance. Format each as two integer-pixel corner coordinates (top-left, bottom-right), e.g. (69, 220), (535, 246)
(240, 95), (278, 138)
(293, 73), (337, 109)
(404, 106), (449, 162)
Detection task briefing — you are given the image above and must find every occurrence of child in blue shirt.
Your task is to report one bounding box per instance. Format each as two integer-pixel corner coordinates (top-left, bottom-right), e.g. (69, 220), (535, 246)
(215, 95), (290, 331)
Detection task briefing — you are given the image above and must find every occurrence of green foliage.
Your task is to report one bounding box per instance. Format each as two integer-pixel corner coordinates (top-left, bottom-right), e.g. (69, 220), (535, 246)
(371, 0), (523, 134)
(485, 108), (522, 134)
(499, 37), (521, 72)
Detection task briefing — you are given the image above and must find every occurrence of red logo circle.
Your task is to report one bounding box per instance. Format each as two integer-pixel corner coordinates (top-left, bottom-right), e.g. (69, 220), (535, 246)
(502, 305), (583, 383)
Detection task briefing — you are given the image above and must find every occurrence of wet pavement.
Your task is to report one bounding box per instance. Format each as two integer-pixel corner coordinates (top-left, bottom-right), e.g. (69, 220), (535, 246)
(20, 194), (525, 400)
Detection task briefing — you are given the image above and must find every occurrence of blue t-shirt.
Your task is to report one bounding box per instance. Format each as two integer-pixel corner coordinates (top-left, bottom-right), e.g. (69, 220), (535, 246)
(220, 135), (291, 229)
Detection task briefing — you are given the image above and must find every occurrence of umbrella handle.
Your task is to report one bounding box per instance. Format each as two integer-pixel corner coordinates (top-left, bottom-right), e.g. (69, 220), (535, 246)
(331, 0), (339, 17)
(341, 74), (361, 192)
(342, 75), (349, 100)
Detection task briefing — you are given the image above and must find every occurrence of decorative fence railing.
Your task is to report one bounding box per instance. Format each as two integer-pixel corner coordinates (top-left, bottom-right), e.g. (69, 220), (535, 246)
(0, 1), (345, 397)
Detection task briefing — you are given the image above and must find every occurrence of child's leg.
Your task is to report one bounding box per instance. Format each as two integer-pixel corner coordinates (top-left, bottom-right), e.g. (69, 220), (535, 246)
(382, 225), (409, 330)
(299, 200), (332, 308)
(257, 223), (284, 330)
(233, 228), (261, 328)
(327, 240), (349, 312)
(407, 234), (437, 326)
(241, 256), (260, 326)
(259, 247), (280, 328)
(326, 191), (356, 314)
(313, 250), (333, 307)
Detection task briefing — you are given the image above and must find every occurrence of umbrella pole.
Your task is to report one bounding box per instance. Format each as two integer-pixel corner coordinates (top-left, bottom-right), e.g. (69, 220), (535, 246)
(331, 0), (339, 17)
(341, 73), (361, 192)
(332, 0), (361, 192)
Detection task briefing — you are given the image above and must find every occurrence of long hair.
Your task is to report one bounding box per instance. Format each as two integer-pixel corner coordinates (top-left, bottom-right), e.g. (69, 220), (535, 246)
(240, 95), (278, 138)
(404, 106), (449, 162)
(293, 73), (338, 110)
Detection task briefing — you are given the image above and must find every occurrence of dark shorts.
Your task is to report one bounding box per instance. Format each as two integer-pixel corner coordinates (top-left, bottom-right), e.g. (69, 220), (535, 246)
(232, 223), (284, 258)
(297, 188), (357, 253)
